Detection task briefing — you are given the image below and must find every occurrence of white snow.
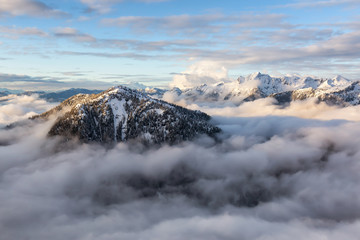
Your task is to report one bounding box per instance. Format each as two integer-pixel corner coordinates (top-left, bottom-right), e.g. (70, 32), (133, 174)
(318, 75), (352, 91)
(154, 109), (164, 115)
(172, 72), (356, 103)
(108, 98), (127, 141)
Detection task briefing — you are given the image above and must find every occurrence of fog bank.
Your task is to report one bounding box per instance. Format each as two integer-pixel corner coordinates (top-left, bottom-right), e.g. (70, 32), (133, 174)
(1, 95), (360, 239)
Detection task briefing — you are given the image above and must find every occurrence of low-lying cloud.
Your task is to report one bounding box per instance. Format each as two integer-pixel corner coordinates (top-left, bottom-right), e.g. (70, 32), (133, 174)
(1, 94), (360, 239)
(164, 92), (360, 122)
(0, 94), (56, 127)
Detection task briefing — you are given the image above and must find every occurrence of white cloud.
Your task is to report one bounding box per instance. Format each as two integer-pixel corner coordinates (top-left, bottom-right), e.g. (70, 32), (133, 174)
(1, 96), (360, 239)
(0, 95), (56, 127)
(166, 93), (360, 122)
(169, 61), (229, 89)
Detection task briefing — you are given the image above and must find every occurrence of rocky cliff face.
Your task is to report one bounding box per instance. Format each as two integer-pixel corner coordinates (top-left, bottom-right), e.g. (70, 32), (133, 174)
(36, 86), (220, 144)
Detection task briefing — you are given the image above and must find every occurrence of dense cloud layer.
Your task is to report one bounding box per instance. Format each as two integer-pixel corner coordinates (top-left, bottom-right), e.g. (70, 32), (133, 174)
(164, 93), (360, 121)
(1, 95), (360, 239)
(169, 61), (229, 89)
(0, 94), (56, 127)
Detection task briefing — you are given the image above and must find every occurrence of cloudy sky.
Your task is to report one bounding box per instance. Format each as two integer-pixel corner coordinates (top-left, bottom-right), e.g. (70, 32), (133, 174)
(1, 0), (360, 90)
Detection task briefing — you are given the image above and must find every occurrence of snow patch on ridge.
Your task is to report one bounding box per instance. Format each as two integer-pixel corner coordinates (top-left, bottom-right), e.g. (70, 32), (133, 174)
(109, 98), (127, 141)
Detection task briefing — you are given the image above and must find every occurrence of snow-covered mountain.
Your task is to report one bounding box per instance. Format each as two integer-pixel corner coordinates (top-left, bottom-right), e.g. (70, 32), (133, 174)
(167, 72), (360, 105)
(35, 86), (220, 144)
(4, 72), (359, 107)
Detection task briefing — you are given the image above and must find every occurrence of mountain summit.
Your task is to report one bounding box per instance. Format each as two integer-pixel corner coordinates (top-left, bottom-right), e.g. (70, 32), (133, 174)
(36, 86), (220, 144)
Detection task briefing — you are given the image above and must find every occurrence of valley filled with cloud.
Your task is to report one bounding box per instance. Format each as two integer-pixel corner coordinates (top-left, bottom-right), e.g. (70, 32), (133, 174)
(1, 93), (360, 239)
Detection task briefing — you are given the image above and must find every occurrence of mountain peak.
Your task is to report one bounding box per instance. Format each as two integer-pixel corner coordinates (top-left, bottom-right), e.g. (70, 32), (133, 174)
(318, 75), (352, 90)
(333, 75), (350, 82)
(248, 72), (271, 81)
(249, 71), (262, 79)
(36, 86), (220, 144)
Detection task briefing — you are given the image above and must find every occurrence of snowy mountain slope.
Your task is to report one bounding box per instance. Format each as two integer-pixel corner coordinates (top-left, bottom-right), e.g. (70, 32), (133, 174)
(271, 81), (360, 105)
(35, 86), (220, 144)
(318, 75), (352, 91)
(167, 72), (359, 106)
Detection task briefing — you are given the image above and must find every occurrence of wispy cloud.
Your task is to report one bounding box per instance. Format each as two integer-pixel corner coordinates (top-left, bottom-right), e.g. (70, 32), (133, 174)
(57, 71), (91, 77)
(58, 50), (157, 60)
(182, 31), (360, 65)
(0, 71), (167, 90)
(0, 72), (110, 90)
(53, 27), (96, 42)
(0, 0), (67, 17)
(102, 14), (291, 36)
(279, 0), (360, 8)
(232, 14), (291, 29)
(100, 38), (208, 51)
(161, 29), (360, 78)
(0, 26), (48, 39)
(81, 0), (171, 14)
(0, 73), (63, 83)
(102, 14), (230, 35)
(46, 18), (360, 77)
(1, 8), (358, 81)
(51, 26), (207, 51)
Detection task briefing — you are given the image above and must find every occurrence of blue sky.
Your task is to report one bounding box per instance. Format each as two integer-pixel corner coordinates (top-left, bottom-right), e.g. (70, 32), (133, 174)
(0, 0), (360, 90)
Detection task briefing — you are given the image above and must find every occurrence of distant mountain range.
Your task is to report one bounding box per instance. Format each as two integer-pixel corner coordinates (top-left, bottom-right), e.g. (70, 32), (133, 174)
(5, 72), (359, 145)
(24, 88), (104, 102)
(0, 88), (103, 102)
(2, 72), (359, 106)
(168, 72), (360, 106)
(34, 86), (220, 144)
(0, 87), (167, 102)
